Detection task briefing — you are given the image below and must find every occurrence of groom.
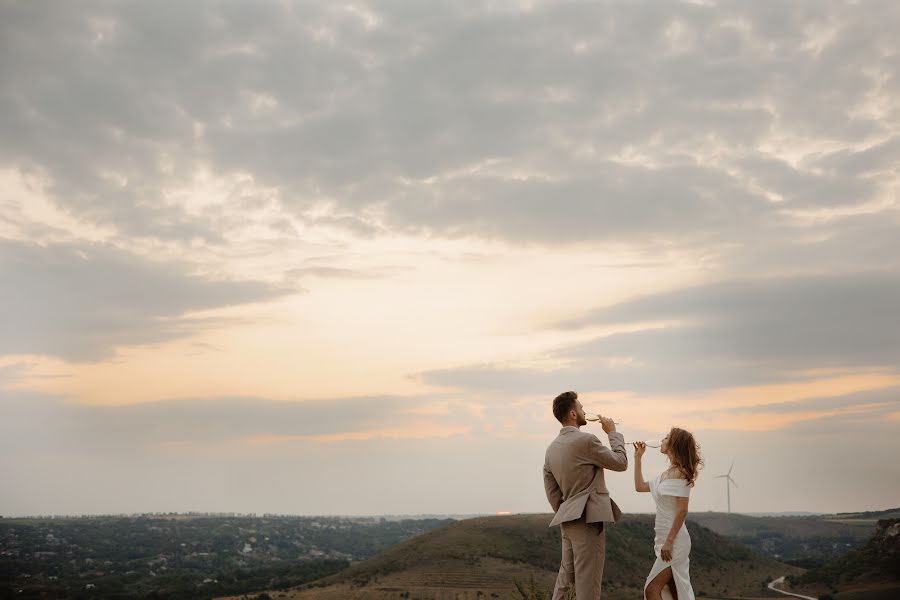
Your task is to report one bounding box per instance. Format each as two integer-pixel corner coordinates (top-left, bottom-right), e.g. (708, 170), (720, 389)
(543, 391), (627, 600)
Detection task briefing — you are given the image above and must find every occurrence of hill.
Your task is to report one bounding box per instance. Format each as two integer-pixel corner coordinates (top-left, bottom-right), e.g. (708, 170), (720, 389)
(218, 514), (800, 600)
(825, 508), (900, 524)
(787, 518), (900, 600)
(689, 511), (878, 539)
(689, 511), (877, 565)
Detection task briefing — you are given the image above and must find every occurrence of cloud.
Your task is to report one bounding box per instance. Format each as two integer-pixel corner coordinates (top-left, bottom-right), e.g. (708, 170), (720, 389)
(284, 265), (388, 281)
(723, 209), (900, 276)
(384, 163), (774, 243)
(813, 136), (900, 179)
(0, 238), (289, 361)
(1, 1), (897, 247)
(0, 362), (27, 387)
(707, 386), (900, 416)
(674, 385), (900, 432)
(735, 152), (877, 207)
(0, 391), (469, 457)
(421, 271), (900, 394)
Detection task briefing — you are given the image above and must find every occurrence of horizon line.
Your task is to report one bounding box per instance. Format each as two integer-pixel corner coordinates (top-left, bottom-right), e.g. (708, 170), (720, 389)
(6, 508), (896, 520)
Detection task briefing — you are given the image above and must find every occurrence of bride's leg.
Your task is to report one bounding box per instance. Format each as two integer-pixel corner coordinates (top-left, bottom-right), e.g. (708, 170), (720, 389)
(644, 566), (674, 600)
(665, 575), (679, 600)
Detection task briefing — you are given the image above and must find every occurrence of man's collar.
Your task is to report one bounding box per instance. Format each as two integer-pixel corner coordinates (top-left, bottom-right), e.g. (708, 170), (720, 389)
(559, 426), (579, 434)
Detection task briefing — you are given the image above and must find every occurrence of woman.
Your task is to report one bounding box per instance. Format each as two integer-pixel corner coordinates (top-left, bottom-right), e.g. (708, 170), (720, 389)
(634, 428), (703, 600)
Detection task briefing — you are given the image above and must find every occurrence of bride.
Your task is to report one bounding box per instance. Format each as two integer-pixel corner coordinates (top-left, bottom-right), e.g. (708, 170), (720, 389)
(633, 428), (704, 600)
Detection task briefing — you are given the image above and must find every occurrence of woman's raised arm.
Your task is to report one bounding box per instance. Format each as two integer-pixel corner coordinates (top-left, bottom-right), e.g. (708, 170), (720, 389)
(633, 442), (650, 492)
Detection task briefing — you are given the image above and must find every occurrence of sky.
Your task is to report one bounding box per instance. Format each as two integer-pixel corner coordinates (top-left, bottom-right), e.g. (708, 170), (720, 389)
(1, 0), (899, 518)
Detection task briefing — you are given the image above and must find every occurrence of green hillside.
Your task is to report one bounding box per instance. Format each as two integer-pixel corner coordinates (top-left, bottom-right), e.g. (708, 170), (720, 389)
(789, 518), (900, 594)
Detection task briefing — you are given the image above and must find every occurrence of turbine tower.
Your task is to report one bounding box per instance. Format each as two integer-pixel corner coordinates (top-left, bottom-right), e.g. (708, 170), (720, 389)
(715, 461), (738, 514)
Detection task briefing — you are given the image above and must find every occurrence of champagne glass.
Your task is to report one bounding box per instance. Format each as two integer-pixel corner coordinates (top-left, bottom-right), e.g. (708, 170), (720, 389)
(632, 439), (662, 448)
(583, 411), (621, 425)
(585, 411), (660, 447)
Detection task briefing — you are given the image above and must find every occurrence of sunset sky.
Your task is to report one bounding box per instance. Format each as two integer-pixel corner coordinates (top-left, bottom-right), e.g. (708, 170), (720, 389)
(2, 0), (899, 517)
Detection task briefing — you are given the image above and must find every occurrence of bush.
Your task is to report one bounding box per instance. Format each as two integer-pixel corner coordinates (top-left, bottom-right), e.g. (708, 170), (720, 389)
(512, 573), (573, 600)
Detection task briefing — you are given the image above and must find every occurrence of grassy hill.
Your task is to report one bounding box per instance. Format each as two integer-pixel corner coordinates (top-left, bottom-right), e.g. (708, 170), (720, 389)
(787, 518), (900, 600)
(217, 514), (800, 600)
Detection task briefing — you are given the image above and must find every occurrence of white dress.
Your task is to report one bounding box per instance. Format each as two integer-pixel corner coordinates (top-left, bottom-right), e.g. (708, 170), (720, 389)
(644, 473), (695, 600)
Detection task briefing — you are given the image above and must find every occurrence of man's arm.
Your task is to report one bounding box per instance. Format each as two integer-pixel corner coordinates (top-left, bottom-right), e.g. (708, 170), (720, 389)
(543, 461), (563, 511)
(587, 431), (628, 472)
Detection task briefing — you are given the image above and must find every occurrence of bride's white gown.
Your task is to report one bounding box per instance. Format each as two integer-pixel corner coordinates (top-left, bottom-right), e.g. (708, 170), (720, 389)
(645, 473), (695, 600)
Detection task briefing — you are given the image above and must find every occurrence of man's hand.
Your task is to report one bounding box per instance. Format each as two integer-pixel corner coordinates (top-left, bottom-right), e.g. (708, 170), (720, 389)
(600, 416), (617, 434)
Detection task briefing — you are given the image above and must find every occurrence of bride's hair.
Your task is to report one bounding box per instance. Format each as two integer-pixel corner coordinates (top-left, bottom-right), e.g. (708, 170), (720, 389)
(666, 427), (704, 486)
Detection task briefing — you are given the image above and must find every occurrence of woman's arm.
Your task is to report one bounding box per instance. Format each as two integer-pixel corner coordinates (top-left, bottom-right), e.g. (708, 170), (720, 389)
(633, 442), (650, 492)
(660, 496), (689, 562)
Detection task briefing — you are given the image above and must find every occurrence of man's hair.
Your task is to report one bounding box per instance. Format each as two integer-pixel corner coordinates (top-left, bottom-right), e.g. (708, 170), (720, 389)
(552, 391), (578, 423)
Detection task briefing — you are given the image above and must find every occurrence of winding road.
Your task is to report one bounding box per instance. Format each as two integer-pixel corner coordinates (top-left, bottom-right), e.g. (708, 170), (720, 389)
(767, 576), (818, 600)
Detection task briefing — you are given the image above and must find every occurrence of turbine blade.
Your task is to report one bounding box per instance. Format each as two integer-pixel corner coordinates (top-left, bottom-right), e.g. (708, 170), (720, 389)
(728, 460), (734, 475)
(729, 476), (738, 488)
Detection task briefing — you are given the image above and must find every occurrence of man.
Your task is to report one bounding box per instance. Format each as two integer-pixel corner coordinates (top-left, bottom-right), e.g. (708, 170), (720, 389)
(543, 390), (628, 600)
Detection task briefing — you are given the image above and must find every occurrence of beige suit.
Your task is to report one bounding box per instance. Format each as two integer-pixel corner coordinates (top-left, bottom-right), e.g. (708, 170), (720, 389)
(543, 426), (627, 600)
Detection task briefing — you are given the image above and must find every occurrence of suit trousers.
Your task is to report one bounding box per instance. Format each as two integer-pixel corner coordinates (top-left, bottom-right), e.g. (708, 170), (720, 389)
(552, 516), (606, 600)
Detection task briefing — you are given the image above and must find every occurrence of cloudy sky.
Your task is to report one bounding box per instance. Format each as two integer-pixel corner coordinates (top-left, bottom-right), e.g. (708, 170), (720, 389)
(2, 0), (899, 518)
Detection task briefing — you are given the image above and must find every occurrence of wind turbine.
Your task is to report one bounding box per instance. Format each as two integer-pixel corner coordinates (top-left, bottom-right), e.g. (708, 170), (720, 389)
(715, 461), (738, 514)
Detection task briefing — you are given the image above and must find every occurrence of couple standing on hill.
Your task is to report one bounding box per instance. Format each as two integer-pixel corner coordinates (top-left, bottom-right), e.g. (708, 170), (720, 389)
(543, 391), (703, 600)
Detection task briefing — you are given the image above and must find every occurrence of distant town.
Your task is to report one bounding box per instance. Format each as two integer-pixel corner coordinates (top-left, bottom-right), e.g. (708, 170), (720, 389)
(1, 514), (453, 598)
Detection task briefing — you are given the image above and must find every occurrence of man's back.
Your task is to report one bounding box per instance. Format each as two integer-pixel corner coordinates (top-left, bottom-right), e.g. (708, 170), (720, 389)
(544, 392), (627, 599)
(544, 426), (627, 527)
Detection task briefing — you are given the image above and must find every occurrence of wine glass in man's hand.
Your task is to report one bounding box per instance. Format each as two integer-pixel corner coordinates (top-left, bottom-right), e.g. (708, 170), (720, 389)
(584, 412), (619, 433)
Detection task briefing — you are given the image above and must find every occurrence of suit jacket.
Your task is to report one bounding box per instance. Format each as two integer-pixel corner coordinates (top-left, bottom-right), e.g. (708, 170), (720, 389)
(543, 426), (628, 527)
